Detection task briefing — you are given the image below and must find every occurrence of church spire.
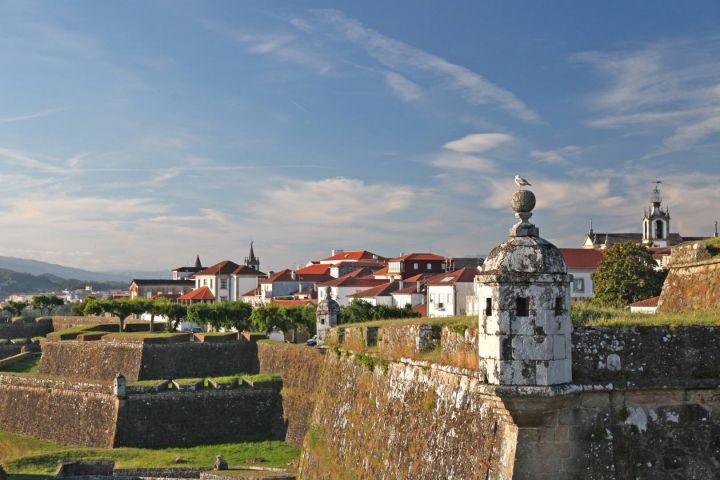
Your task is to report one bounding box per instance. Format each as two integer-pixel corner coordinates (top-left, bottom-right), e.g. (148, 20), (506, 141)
(245, 242), (260, 271)
(194, 255), (202, 269)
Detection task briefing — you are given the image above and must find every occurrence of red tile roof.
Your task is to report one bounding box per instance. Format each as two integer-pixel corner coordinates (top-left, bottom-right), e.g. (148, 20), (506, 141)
(426, 268), (477, 286)
(372, 265), (390, 275)
(350, 281), (398, 298)
(560, 248), (605, 269)
(240, 286), (260, 297)
(196, 260), (241, 276)
(394, 284), (421, 294)
(412, 303), (428, 317)
(260, 268), (332, 284)
(320, 250), (385, 262)
(233, 265), (266, 276)
(296, 263), (332, 275)
(272, 299), (313, 307)
(628, 296), (660, 308)
(389, 252), (446, 262)
(178, 286), (216, 301)
(319, 269), (387, 288)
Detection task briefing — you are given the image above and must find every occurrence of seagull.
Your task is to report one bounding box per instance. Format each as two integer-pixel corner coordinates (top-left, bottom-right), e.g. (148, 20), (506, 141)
(514, 175), (531, 187)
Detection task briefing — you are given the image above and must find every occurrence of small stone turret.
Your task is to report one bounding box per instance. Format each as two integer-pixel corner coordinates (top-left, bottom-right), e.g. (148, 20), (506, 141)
(475, 187), (573, 385)
(316, 287), (339, 345)
(113, 373), (126, 398)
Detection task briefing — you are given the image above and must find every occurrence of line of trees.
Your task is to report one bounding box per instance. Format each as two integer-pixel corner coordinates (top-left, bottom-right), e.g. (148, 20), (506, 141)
(70, 297), (318, 335)
(0, 294), (66, 322)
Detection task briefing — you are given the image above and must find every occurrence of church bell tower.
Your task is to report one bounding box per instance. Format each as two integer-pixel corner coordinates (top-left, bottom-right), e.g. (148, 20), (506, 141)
(642, 182), (670, 247)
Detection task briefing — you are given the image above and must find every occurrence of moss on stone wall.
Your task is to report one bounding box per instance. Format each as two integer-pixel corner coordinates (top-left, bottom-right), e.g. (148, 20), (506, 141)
(257, 341), (324, 446)
(298, 354), (517, 480)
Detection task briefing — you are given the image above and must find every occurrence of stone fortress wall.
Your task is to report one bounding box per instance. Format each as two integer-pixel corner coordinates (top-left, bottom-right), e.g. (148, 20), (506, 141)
(39, 339), (259, 382)
(659, 241), (720, 311)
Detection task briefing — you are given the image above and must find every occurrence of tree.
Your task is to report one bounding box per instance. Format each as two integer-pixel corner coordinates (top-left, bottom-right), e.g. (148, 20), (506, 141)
(591, 243), (667, 307)
(84, 298), (142, 332)
(31, 294), (64, 316)
(161, 302), (187, 332)
(4, 300), (29, 319)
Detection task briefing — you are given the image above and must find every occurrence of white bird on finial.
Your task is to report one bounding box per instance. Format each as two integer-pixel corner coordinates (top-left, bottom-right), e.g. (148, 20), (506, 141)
(514, 175), (531, 187)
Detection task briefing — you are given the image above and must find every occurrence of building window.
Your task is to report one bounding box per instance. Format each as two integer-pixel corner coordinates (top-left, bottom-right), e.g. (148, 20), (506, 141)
(413, 263), (419, 270)
(210, 279), (213, 289)
(573, 278), (585, 293)
(427, 263), (432, 269)
(516, 297), (529, 317)
(203, 279), (207, 286)
(220, 279), (228, 289)
(554, 297), (563, 316)
(485, 298), (492, 316)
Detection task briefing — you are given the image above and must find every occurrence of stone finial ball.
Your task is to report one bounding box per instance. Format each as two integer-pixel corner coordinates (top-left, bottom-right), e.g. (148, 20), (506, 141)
(512, 189), (536, 213)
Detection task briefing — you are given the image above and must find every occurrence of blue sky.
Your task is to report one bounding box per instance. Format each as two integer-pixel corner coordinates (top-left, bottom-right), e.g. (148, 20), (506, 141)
(1, 0), (720, 271)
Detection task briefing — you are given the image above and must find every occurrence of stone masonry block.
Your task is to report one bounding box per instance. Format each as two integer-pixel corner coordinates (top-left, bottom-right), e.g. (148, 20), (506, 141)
(498, 360), (538, 385)
(547, 359), (572, 384)
(478, 333), (500, 359)
(511, 317), (536, 335)
(552, 335), (567, 360)
(511, 335), (554, 361)
(484, 315), (510, 335)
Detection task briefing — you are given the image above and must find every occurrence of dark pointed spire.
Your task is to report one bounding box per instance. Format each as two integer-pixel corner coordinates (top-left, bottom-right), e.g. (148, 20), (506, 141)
(249, 241), (256, 262)
(194, 255), (202, 269)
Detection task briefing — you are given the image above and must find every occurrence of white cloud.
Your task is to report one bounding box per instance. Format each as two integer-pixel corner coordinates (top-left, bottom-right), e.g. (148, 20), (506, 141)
(577, 39), (720, 152)
(431, 152), (495, 172)
(443, 133), (513, 153)
(312, 9), (539, 121)
(429, 132), (511, 172)
(0, 146), (67, 174)
(0, 108), (62, 124)
(530, 145), (583, 165)
(202, 20), (333, 75)
(384, 71), (422, 103)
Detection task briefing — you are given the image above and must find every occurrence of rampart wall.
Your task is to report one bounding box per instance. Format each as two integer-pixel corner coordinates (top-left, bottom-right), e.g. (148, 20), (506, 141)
(50, 315), (118, 331)
(0, 344), (22, 361)
(0, 318), (52, 340)
(0, 373), (284, 448)
(659, 242), (720, 311)
(39, 339), (259, 382)
(299, 353), (720, 480)
(298, 353), (517, 479)
(257, 341), (324, 446)
(114, 385), (284, 448)
(0, 374), (117, 447)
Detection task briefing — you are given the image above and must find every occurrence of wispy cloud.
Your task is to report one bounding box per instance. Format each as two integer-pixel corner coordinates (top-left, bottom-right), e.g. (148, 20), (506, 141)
(430, 132), (512, 172)
(0, 108), (62, 124)
(201, 19), (333, 75)
(0, 147), (67, 174)
(443, 133), (513, 153)
(313, 9), (539, 121)
(383, 71), (422, 103)
(576, 39), (720, 153)
(530, 145), (583, 165)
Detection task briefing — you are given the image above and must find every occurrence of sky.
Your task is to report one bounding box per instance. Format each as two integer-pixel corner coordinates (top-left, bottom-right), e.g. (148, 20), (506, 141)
(1, 0), (720, 272)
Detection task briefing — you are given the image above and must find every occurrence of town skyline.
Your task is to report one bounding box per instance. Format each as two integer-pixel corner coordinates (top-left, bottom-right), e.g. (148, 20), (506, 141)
(1, 1), (720, 271)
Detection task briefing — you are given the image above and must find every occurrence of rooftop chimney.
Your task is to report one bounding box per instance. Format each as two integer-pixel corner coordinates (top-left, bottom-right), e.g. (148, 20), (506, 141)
(331, 249), (344, 256)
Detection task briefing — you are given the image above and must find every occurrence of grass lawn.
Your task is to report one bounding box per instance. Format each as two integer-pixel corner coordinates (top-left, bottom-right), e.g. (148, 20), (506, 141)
(0, 431), (300, 476)
(0, 355), (41, 374)
(572, 303), (720, 327)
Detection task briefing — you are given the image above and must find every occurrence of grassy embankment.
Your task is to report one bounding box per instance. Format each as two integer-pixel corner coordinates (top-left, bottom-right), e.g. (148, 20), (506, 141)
(337, 305), (720, 330)
(0, 431), (299, 478)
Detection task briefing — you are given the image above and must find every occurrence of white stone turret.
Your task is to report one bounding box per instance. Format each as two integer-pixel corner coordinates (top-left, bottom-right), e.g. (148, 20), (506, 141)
(475, 187), (573, 386)
(316, 287), (340, 345)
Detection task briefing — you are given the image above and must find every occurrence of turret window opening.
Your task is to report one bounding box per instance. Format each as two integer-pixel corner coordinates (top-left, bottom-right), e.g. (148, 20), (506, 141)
(485, 298), (492, 316)
(554, 297), (563, 316)
(655, 220), (664, 239)
(516, 297), (529, 317)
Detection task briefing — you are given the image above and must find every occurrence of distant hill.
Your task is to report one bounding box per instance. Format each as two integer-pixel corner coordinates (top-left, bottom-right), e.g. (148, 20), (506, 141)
(0, 256), (169, 283)
(0, 268), (126, 294)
